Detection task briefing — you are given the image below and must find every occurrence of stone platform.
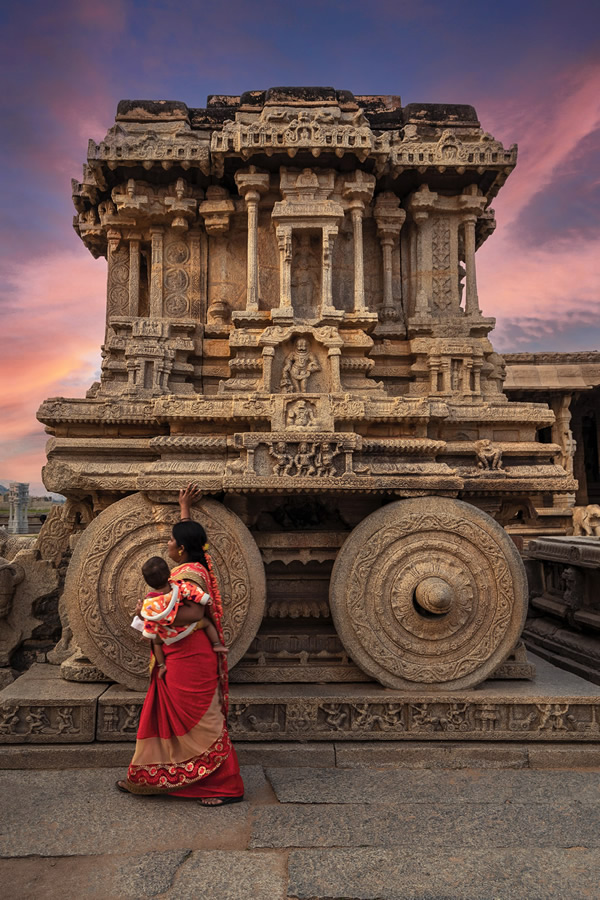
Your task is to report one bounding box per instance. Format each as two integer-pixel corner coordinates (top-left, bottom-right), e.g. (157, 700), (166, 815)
(1, 655), (599, 744)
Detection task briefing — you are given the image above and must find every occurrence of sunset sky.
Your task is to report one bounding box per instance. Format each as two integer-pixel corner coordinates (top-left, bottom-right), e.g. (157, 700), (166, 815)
(1, 0), (599, 494)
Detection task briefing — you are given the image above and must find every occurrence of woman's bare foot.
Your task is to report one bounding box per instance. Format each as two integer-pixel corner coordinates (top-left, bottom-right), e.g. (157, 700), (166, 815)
(116, 780), (131, 793)
(199, 795), (243, 806)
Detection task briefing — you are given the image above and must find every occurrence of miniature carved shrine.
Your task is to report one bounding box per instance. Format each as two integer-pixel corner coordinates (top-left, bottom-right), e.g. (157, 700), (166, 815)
(34, 87), (580, 717)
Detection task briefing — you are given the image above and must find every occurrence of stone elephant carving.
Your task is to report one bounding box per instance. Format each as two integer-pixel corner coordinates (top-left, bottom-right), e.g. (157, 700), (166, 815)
(572, 505), (600, 537)
(0, 558), (25, 619)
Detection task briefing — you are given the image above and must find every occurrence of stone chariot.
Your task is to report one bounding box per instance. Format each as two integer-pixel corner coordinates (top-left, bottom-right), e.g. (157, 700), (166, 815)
(38, 87), (574, 699)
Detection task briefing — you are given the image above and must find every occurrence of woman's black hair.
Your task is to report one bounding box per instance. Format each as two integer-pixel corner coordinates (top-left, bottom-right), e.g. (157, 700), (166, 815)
(172, 521), (209, 569)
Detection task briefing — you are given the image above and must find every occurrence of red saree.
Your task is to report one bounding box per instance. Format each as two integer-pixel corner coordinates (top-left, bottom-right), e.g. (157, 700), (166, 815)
(124, 560), (243, 799)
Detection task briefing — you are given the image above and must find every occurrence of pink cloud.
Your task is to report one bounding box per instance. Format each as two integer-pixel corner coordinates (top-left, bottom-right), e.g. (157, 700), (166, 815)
(0, 250), (106, 478)
(478, 61), (600, 228)
(479, 232), (600, 346)
(474, 60), (600, 350)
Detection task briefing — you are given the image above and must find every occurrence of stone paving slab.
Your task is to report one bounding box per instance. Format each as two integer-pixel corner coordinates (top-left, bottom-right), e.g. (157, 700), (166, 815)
(334, 740), (530, 769)
(287, 847), (600, 900)
(167, 849), (287, 899)
(237, 741), (336, 768)
(3, 739), (600, 770)
(265, 766), (600, 804)
(250, 800), (600, 849)
(0, 850), (288, 900)
(0, 742), (135, 769)
(0, 765), (268, 858)
(3, 762), (600, 898)
(528, 744), (600, 768)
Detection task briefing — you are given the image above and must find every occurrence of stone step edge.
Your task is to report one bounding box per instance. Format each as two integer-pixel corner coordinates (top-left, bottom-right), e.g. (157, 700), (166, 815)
(1, 740), (599, 770)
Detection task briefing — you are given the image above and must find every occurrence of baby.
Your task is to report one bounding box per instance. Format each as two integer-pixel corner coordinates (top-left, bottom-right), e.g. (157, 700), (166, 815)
(131, 557), (227, 678)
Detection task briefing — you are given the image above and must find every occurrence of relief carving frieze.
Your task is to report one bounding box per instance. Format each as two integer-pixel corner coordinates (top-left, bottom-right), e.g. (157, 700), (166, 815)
(222, 693), (600, 741)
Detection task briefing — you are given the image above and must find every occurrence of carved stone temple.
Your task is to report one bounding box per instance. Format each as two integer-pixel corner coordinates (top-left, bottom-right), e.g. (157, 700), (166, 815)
(5, 87), (600, 744)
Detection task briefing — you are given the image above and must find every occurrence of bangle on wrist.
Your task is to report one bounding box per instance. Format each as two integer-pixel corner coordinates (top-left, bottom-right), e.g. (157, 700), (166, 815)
(157, 663), (166, 669)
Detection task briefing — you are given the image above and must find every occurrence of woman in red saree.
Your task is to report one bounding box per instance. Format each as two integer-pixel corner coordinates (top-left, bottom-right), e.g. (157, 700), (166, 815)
(117, 488), (244, 805)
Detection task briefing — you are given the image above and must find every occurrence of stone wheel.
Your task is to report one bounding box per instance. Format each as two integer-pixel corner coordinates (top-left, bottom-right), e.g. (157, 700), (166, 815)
(329, 497), (527, 691)
(64, 493), (266, 690)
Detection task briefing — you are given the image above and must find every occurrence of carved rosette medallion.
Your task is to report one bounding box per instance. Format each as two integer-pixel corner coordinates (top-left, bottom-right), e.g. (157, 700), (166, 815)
(63, 493), (266, 690)
(329, 497), (527, 690)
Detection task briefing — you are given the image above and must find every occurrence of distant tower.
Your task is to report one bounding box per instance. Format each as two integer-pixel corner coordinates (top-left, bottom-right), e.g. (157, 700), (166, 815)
(8, 482), (29, 534)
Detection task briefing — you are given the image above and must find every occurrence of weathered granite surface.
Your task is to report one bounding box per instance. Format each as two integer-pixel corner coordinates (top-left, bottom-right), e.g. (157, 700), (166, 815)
(2, 755), (600, 899)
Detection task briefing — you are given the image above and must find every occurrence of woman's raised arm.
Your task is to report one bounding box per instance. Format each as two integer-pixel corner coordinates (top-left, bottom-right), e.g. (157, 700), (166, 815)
(178, 483), (201, 520)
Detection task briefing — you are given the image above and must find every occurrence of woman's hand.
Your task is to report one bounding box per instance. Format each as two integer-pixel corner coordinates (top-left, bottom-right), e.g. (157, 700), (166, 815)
(178, 483), (201, 519)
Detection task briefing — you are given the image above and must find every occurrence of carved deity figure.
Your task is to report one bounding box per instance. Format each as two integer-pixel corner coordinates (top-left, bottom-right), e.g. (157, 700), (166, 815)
(316, 441), (341, 477)
(0, 705), (20, 734)
(269, 441), (293, 476)
(280, 337), (321, 393)
(475, 439), (503, 471)
(56, 707), (77, 734)
(321, 703), (348, 731)
(537, 703), (570, 731)
(294, 442), (318, 477)
(122, 704), (140, 732)
(25, 707), (51, 735)
(286, 399), (316, 428)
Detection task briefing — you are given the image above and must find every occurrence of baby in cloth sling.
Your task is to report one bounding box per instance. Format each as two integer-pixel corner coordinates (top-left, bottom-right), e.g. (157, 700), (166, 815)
(131, 556), (227, 678)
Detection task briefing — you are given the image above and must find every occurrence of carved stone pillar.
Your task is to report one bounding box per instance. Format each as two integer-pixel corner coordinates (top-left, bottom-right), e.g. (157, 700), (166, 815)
(374, 192), (406, 322)
(429, 356), (440, 393)
(343, 172), (375, 314)
(328, 347), (342, 392)
(149, 226), (164, 318)
(321, 225), (338, 315)
(407, 186), (438, 318)
(472, 358), (483, 396)
(262, 345), (275, 391)
(8, 482), (29, 535)
(458, 186), (486, 318)
(188, 228), (203, 321)
(412, 211), (430, 315)
(463, 359), (473, 394)
(235, 167), (270, 312)
(106, 229), (123, 320)
(552, 393), (576, 475)
(350, 207), (366, 312)
(441, 358), (451, 394)
(128, 235), (140, 317)
(276, 226), (293, 310)
(463, 215), (480, 316)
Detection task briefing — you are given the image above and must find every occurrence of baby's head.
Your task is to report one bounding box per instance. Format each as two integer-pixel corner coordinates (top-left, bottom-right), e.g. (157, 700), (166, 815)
(142, 556), (171, 591)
